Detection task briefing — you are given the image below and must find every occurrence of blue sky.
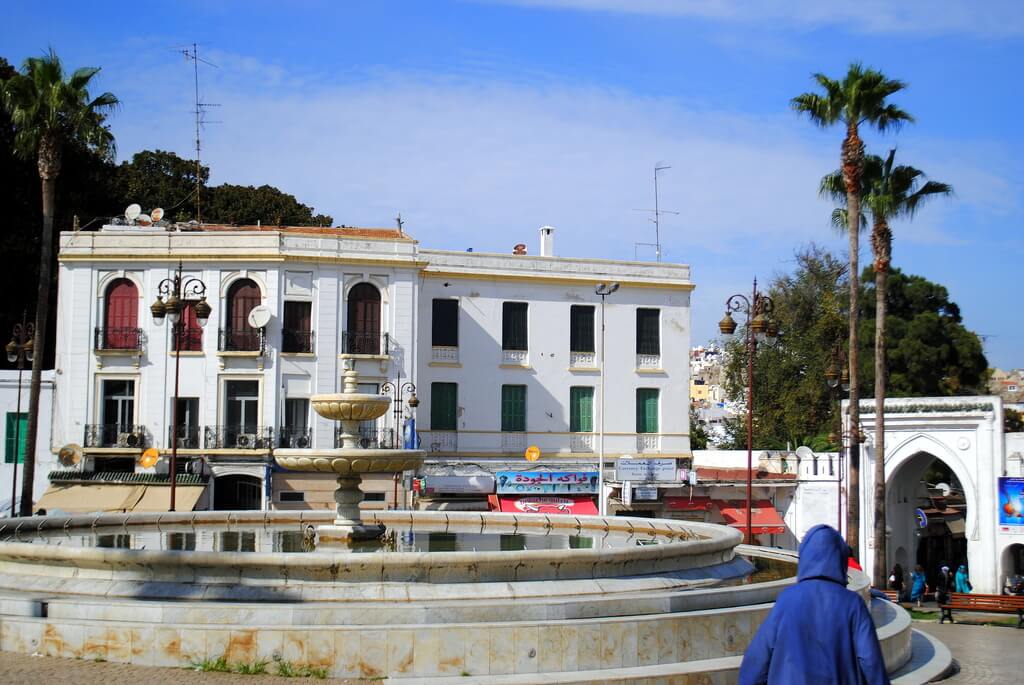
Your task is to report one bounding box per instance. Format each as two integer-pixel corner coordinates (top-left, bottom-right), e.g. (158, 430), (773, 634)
(4, 1), (1023, 368)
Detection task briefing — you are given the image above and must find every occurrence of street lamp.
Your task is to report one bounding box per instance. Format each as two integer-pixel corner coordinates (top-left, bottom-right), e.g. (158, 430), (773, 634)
(6, 311), (34, 517)
(595, 282), (619, 515)
(719, 278), (777, 544)
(151, 261), (210, 511)
(826, 347), (858, 536)
(381, 379), (418, 448)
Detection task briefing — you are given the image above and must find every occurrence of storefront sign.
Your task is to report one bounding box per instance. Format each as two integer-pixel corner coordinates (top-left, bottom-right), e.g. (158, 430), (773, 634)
(423, 475), (495, 495)
(615, 458), (677, 482)
(998, 477), (1024, 532)
(503, 495), (593, 514)
(496, 471), (599, 494)
(634, 485), (659, 501)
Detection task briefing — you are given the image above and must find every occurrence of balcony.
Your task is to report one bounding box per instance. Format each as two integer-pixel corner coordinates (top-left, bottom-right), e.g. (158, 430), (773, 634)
(501, 431), (527, 454)
(204, 425), (274, 449)
(431, 346), (459, 363)
(94, 327), (143, 351)
(335, 426), (398, 449)
(426, 431), (458, 453)
(281, 329), (315, 354)
(636, 433), (661, 452)
(84, 424), (147, 449)
(218, 328), (265, 353)
(279, 427), (312, 449)
(569, 350), (596, 369)
(501, 349), (528, 366)
(570, 433), (594, 452)
(168, 425), (201, 449)
(342, 331), (390, 356)
(172, 325), (203, 353)
(636, 353), (662, 371)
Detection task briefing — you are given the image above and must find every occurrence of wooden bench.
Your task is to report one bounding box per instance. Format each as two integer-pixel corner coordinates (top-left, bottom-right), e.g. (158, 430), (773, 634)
(880, 590), (901, 603)
(939, 592), (1024, 628)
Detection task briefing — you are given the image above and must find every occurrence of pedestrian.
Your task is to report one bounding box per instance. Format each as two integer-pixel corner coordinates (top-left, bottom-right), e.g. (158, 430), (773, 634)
(739, 524), (889, 685)
(889, 564), (904, 600)
(847, 545), (863, 573)
(910, 565), (927, 608)
(955, 564), (972, 594)
(935, 565), (951, 605)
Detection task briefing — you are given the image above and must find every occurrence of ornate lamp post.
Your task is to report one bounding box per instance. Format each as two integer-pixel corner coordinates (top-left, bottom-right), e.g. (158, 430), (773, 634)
(719, 278), (777, 544)
(595, 282), (619, 516)
(826, 349), (852, 535)
(5, 312), (34, 517)
(380, 379), (418, 448)
(151, 261), (211, 511)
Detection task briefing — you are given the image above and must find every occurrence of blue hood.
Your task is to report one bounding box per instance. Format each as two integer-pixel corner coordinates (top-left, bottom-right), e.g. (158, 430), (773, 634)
(797, 524), (848, 586)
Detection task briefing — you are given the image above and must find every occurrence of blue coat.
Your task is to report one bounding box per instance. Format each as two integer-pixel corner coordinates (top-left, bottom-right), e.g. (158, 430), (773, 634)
(955, 566), (971, 593)
(910, 571), (927, 600)
(739, 525), (890, 685)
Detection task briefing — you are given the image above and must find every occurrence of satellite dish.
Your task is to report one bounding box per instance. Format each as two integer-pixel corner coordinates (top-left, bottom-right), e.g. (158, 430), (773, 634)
(125, 204), (142, 221)
(935, 482), (952, 496)
(138, 448), (160, 469)
(151, 208), (165, 222)
(247, 305), (272, 328)
(136, 213), (152, 226)
(795, 446), (815, 460)
(57, 443), (83, 468)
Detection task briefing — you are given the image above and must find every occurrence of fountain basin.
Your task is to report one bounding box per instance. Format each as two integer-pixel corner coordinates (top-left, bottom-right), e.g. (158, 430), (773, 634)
(274, 448), (424, 475)
(310, 393), (391, 422)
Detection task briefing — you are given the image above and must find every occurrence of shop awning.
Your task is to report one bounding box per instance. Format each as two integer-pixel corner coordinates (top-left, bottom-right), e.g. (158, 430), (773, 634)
(712, 499), (787, 535)
(945, 518), (966, 537)
(132, 485), (206, 512)
(489, 495), (599, 515)
(35, 484), (146, 514)
(664, 496), (713, 511)
(418, 499), (491, 511)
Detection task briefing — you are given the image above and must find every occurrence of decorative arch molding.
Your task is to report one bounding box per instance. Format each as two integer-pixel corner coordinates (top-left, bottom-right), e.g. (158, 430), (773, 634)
(95, 270), (144, 300)
(209, 464), (265, 480)
(219, 270), (268, 300)
(342, 275), (390, 305)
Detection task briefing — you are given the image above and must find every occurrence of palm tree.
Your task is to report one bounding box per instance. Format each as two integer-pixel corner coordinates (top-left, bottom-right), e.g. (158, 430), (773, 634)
(822, 151), (952, 587)
(1, 50), (118, 515)
(792, 63), (912, 563)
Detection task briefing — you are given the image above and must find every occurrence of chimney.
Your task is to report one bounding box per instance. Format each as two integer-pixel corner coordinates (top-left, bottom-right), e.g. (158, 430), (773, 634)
(539, 225), (555, 257)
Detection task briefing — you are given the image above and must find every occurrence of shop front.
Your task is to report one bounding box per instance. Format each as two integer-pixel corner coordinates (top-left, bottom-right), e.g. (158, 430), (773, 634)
(489, 470), (599, 515)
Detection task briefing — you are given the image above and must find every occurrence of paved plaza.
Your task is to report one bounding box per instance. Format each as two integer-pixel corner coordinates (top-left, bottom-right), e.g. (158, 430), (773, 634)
(916, 622), (1021, 683)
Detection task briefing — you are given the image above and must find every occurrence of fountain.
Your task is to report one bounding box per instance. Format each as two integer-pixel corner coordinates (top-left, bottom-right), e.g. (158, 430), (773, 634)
(273, 362), (424, 544)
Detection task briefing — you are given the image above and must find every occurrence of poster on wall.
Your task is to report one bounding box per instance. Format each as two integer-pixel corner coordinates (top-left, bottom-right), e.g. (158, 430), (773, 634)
(496, 471), (599, 494)
(998, 477), (1024, 532)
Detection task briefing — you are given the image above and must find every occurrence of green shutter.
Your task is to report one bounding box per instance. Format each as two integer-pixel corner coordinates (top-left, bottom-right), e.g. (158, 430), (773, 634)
(570, 387), (593, 432)
(502, 303), (528, 351)
(636, 389), (659, 433)
(636, 309), (660, 355)
(4, 413), (27, 464)
(430, 383), (457, 431)
(501, 385), (526, 432)
(570, 306), (595, 353)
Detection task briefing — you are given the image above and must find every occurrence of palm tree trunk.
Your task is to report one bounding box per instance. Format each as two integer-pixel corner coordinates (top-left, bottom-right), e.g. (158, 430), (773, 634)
(842, 122), (863, 555)
(872, 222), (892, 588)
(20, 142), (58, 516)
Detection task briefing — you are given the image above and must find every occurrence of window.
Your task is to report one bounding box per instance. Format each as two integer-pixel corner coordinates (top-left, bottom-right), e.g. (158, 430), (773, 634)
(284, 398), (309, 430)
(225, 380), (259, 440)
(173, 303), (202, 352)
(346, 283), (382, 354)
(636, 309), (660, 356)
(102, 379), (135, 446)
(569, 387), (594, 433)
(502, 302), (528, 351)
(430, 383), (458, 431)
(225, 279), (262, 351)
(636, 388), (659, 433)
(501, 385), (527, 432)
(570, 305), (595, 353)
(279, 491), (305, 503)
(363, 492), (386, 502)
(4, 412), (27, 464)
(282, 301), (313, 353)
(432, 299), (459, 347)
(171, 397), (200, 448)
(102, 278), (139, 349)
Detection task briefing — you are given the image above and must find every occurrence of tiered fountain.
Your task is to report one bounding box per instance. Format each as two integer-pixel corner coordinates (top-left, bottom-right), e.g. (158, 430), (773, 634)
(274, 363), (424, 543)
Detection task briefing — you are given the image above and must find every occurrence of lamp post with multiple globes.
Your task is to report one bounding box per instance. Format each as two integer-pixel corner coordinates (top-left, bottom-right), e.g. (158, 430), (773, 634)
(5, 312), (34, 516)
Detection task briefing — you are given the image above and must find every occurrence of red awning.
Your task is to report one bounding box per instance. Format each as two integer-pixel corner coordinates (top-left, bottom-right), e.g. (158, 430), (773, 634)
(490, 495), (599, 515)
(664, 496), (714, 511)
(712, 499), (787, 535)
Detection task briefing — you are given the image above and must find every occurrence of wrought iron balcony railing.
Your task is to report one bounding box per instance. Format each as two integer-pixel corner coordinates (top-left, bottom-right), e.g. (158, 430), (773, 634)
(279, 426), (312, 449)
(84, 424), (147, 449)
(172, 325), (203, 352)
(218, 328), (265, 353)
(94, 327), (143, 351)
(204, 425), (274, 449)
(281, 329), (315, 354)
(335, 426), (397, 449)
(168, 425), (201, 449)
(341, 331), (390, 356)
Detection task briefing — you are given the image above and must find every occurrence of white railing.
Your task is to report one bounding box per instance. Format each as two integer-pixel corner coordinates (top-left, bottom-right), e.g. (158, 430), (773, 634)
(431, 346), (459, 363)
(570, 433), (594, 452)
(569, 351), (596, 368)
(636, 434), (660, 452)
(636, 354), (661, 370)
(427, 431), (458, 453)
(502, 349), (528, 365)
(502, 432), (527, 453)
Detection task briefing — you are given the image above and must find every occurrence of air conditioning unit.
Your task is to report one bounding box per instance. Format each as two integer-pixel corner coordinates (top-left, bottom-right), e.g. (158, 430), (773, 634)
(117, 432), (141, 448)
(290, 434), (311, 449)
(235, 433), (257, 449)
(359, 436), (374, 449)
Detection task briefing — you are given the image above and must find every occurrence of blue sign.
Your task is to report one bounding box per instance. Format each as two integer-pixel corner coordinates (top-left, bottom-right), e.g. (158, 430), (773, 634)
(496, 471), (599, 495)
(914, 508), (928, 529)
(999, 477), (1024, 528)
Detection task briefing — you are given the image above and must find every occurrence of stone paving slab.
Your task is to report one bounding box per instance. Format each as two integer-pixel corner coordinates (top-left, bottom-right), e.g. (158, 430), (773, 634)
(0, 651), (372, 684)
(915, 622), (1021, 683)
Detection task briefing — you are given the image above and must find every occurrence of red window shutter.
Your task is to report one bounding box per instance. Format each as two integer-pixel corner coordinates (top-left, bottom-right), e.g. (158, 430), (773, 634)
(105, 279), (138, 349)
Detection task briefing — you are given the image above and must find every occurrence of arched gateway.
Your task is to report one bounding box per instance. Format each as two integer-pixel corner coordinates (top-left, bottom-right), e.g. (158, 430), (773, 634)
(849, 396), (1012, 594)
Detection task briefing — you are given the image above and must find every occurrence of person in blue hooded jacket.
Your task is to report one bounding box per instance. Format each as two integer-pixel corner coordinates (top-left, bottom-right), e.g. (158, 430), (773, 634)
(739, 525), (889, 685)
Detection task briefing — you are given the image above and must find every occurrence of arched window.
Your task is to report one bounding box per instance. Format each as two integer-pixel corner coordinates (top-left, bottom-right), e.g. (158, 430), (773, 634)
(224, 279), (262, 351)
(346, 283), (382, 354)
(103, 278), (139, 349)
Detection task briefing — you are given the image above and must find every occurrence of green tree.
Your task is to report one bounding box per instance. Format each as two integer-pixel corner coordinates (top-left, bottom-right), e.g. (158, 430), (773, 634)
(792, 63), (913, 559)
(2, 49), (119, 514)
(823, 149), (952, 585)
(205, 183), (333, 226)
(113, 149), (208, 222)
(1006, 409), (1024, 433)
(689, 406), (710, 450)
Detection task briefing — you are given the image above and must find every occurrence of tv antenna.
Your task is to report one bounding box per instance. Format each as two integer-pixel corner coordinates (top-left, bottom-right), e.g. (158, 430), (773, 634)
(633, 161), (679, 261)
(177, 42), (220, 224)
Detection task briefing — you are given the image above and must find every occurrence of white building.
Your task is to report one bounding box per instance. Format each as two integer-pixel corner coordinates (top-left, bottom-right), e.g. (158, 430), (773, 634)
(0, 370), (57, 514)
(41, 222), (693, 515)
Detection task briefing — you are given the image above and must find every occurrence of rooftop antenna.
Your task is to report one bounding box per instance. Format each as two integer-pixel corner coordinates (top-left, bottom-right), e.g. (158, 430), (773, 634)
(177, 42), (220, 224)
(633, 161), (679, 261)
(395, 213), (405, 234)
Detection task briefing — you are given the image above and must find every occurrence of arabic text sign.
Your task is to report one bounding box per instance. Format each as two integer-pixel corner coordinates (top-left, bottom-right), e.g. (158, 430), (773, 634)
(496, 471), (599, 494)
(615, 458), (678, 482)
